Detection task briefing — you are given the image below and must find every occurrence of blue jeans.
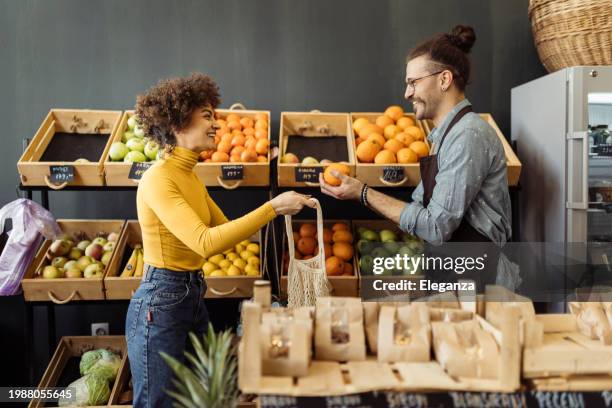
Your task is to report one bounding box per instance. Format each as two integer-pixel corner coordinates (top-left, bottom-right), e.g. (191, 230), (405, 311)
(126, 265), (209, 408)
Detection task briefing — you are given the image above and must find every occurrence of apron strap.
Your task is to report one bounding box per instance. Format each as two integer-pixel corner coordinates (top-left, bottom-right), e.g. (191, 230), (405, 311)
(436, 105), (473, 154)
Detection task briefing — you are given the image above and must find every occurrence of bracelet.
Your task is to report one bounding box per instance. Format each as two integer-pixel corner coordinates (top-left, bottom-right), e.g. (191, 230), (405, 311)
(360, 184), (369, 207)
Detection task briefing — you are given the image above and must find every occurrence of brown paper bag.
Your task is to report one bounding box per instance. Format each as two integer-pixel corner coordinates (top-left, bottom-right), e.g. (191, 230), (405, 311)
(429, 308), (474, 322)
(363, 301), (408, 354)
(569, 302), (612, 344)
(432, 320), (499, 379)
(260, 307), (313, 377)
(423, 292), (461, 309)
(315, 297), (366, 361)
(377, 303), (430, 362)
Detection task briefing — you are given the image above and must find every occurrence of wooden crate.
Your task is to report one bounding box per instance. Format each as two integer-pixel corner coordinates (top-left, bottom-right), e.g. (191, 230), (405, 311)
(21, 219), (125, 302)
(350, 113), (429, 187)
(422, 113), (522, 186)
(18, 109), (122, 188)
(280, 220), (359, 297)
(239, 301), (520, 395)
(104, 221), (142, 300)
(194, 106), (271, 189)
(205, 229), (264, 298)
(278, 112), (356, 187)
(29, 336), (127, 408)
(108, 357), (133, 407)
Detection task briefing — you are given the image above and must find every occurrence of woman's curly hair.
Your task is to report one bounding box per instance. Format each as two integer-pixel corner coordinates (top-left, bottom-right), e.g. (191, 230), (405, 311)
(135, 73), (221, 150)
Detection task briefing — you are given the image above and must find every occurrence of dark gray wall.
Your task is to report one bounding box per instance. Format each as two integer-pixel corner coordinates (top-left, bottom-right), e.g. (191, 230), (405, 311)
(0, 0), (546, 388)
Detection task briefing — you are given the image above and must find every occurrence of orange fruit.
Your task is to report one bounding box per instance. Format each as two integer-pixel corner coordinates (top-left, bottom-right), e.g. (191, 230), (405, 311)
(230, 154), (241, 163)
(255, 120), (268, 130)
(384, 105), (405, 122)
(216, 119), (227, 127)
(227, 121), (242, 131)
(359, 123), (383, 139)
(299, 223), (316, 238)
(367, 133), (386, 147)
(254, 113), (267, 122)
(204, 158), (212, 163)
(257, 155), (267, 162)
(397, 148), (419, 164)
(226, 113), (241, 123)
(409, 141), (429, 158)
(217, 125), (230, 136)
(241, 149), (257, 162)
(323, 163), (350, 186)
(374, 149), (397, 164)
(216, 140), (232, 154)
(383, 138), (404, 154)
(332, 242), (354, 261)
(240, 117), (254, 129)
(221, 133), (233, 143)
(243, 127), (255, 137)
(214, 135), (221, 145)
(396, 116), (415, 129)
(395, 132), (416, 146)
(332, 229), (353, 243)
(231, 134), (245, 147)
(325, 256), (344, 276)
(323, 243), (333, 259)
(255, 139), (269, 155)
(352, 118), (370, 133)
(199, 150), (213, 161)
(322, 228), (333, 243)
(356, 139), (382, 163)
(230, 146), (245, 157)
(375, 115), (394, 129)
(332, 222), (349, 232)
(355, 136), (366, 146)
(255, 129), (268, 139)
(404, 126), (425, 141)
(297, 237), (316, 256)
(244, 138), (257, 151)
(384, 124), (402, 140)
(342, 262), (353, 275)
(211, 151), (229, 162)
(231, 129), (244, 137)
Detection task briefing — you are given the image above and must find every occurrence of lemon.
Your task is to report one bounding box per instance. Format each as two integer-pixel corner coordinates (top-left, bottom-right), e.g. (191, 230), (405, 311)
(226, 252), (239, 262)
(235, 244), (246, 253)
(218, 259), (231, 269)
(247, 256), (260, 266)
(227, 265), (242, 276)
(208, 254), (225, 265)
(246, 243), (260, 254)
(233, 258), (247, 270)
(223, 248), (233, 255)
(240, 250), (255, 261)
(245, 265), (260, 276)
(202, 262), (217, 275)
(240, 239), (251, 247)
(209, 269), (226, 277)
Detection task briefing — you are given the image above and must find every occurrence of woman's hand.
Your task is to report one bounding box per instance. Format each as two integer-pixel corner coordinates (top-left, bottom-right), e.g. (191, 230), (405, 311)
(319, 171), (363, 201)
(269, 191), (317, 215)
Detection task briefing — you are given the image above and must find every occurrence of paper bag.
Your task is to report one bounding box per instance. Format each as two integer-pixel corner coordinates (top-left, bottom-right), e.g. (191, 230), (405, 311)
(377, 303), (430, 362)
(315, 297), (366, 361)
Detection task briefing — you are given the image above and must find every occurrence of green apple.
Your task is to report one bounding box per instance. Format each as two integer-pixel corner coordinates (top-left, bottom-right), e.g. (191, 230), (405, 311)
(84, 263), (104, 279)
(92, 237), (107, 247)
(126, 138), (145, 153)
(64, 266), (83, 278)
(103, 242), (115, 252)
(127, 116), (138, 130)
(359, 255), (374, 275)
(124, 151), (147, 163)
(360, 230), (379, 242)
(133, 125), (145, 138)
(42, 265), (62, 279)
(76, 255), (94, 271)
(68, 247), (82, 260)
(144, 140), (159, 161)
(77, 240), (91, 251)
(51, 256), (68, 269)
(121, 131), (135, 143)
(109, 142), (129, 161)
(64, 260), (78, 271)
(301, 156), (318, 165)
(101, 251), (113, 266)
(380, 229), (398, 242)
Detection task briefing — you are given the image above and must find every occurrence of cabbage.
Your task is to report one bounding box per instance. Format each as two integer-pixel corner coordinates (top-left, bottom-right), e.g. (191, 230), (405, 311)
(58, 373), (110, 407)
(79, 349), (121, 382)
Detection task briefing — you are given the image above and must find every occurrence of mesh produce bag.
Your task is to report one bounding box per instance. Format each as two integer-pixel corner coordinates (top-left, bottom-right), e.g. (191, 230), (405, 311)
(286, 198), (331, 307)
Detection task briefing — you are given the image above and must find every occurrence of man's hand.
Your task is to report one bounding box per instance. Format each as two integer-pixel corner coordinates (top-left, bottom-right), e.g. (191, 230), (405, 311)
(319, 170), (364, 201)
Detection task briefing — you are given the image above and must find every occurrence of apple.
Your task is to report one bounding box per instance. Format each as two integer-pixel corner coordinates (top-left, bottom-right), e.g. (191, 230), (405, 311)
(92, 237), (107, 247)
(123, 151), (147, 163)
(133, 125), (145, 138)
(49, 239), (71, 257)
(103, 242), (115, 253)
(109, 142), (129, 161)
(107, 232), (119, 242)
(76, 240), (91, 251)
(281, 153), (299, 164)
(77, 255), (94, 271)
(64, 265), (83, 278)
(320, 159), (332, 165)
(51, 256), (68, 269)
(42, 265), (62, 279)
(64, 260), (78, 270)
(144, 140), (159, 161)
(101, 251), (113, 266)
(126, 138), (145, 153)
(301, 156), (319, 165)
(84, 263), (104, 279)
(74, 158), (89, 163)
(127, 116), (138, 130)
(121, 131), (135, 143)
(85, 243), (103, 261)
(68, 247), (82, 260)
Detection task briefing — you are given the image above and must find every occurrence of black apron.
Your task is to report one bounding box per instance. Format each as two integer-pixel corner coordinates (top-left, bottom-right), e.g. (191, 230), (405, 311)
(419, 105), (498, 291)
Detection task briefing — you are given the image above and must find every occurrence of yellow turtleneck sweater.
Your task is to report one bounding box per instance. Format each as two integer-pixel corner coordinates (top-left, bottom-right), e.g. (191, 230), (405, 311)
(136, 146), (276, 271)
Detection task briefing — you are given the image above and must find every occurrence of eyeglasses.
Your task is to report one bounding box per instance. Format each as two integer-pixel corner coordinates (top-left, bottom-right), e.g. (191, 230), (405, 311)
(405, 70), (444, 92)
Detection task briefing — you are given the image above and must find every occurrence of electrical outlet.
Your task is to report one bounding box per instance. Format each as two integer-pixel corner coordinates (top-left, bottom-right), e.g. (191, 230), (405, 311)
(91, 322), (109, 336)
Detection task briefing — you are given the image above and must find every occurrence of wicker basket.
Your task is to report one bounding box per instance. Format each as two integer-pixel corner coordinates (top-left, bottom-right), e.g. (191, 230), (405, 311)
(529, 0), (612, 72)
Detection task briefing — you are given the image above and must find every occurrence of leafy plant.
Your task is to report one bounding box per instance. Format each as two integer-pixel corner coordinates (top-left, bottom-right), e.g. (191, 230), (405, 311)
(160, 325), (239, 408)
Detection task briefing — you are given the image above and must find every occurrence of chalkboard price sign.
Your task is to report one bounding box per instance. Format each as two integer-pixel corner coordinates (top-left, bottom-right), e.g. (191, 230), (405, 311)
(128, 162), (152, 181)
(221, 165), (244, 180)
(382, 166), (405, 183)
(49, 165), (74, 183)
(295, 166), (322, 182)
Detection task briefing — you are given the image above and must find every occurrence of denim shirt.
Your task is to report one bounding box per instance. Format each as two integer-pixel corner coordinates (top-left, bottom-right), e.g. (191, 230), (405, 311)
(399, 99), (512, 245)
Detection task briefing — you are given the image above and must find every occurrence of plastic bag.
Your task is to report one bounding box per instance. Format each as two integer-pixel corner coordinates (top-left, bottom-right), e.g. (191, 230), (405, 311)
(0, 199), (60, 295)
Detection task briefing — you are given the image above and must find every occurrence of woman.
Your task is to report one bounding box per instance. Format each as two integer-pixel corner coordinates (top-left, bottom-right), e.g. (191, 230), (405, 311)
(321, 26), (511, 284)
(126, 73), (314, 407)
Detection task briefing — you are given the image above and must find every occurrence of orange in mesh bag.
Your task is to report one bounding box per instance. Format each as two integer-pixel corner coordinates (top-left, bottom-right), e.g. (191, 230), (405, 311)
(285, 198), (331, 307)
